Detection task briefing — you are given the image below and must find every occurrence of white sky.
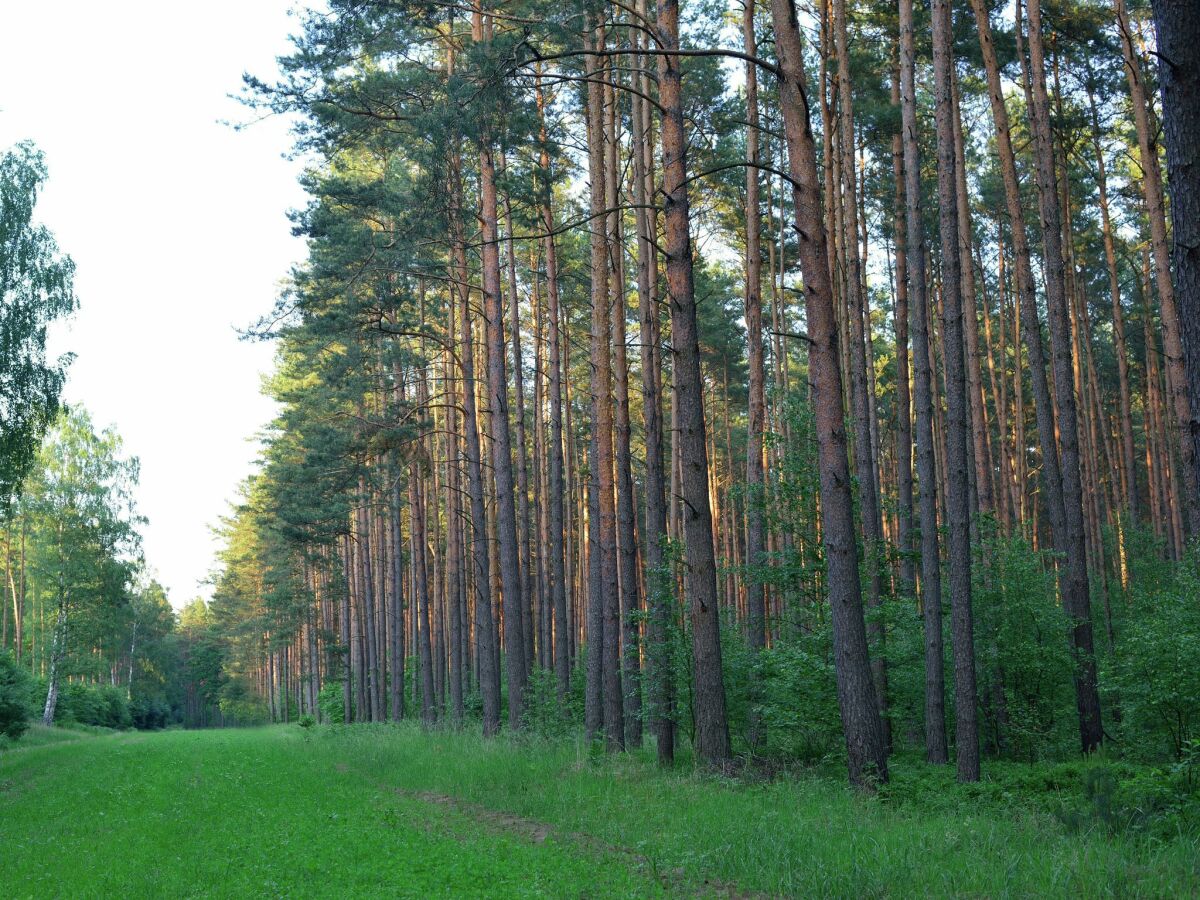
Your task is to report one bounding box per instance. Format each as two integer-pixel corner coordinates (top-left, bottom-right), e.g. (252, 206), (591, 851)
(0, 1), (310, 608)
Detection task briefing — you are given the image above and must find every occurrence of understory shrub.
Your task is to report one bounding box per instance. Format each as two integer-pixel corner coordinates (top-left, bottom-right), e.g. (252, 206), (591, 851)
(1104, 549), (1200, 761)
(0, 650), (33, 740)
(53, 681), (132, 729)
(317, 681), (345, 724)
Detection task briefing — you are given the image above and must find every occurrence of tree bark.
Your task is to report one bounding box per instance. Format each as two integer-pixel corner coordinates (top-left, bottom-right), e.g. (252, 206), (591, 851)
(743, 0), (768, 753)
(1024, 0), (1104, 752)
(1150, 0), (1200, 523)
(899, 0), (947, 765)
(631, 13), (675, 764)
(769, 0), (887, 787)
(657, 0), (731, 766)
(1113, 0), (1200, 535)
(833, 0), (890, 751)
(931, 0), (979, 781)
(450, 150), (501, 736)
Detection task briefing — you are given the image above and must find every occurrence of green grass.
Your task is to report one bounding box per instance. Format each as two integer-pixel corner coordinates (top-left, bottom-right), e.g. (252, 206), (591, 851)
(2, 724), (1197, 898)
(0, 721), (119, 752)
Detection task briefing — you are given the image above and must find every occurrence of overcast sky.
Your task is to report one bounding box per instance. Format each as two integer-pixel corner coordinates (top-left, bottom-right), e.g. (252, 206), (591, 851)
(0, 1), (310, 608)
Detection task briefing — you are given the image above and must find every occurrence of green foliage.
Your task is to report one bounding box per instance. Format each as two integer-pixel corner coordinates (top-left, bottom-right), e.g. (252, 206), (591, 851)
(721, 620), (842, 762)
(972, 527), (1078, 760)
(129, 695), (172, 730)
(1105, 549), (1200, 760)
(0, 141), (77, 511)
(0, 651), (33, 740)
(521, 666), (575, 739)
(218, 677), (270, 726)
(317, 681), (346, 724)
(50, 681), (132, 730)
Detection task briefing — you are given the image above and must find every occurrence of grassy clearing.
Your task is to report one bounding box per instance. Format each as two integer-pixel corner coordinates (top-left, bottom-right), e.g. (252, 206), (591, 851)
(0, 727), (660, 898)
(2, 724), (1197, 898)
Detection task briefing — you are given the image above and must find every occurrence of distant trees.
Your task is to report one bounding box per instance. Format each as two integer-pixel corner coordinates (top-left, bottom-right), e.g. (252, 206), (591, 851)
(23, 410), (142, 724)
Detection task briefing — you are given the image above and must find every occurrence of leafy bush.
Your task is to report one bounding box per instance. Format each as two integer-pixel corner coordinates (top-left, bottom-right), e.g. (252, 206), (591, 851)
(0, 651), (33, 740)
(972, 530), (1077, 761)
(218, 677), (269, 725)
(318, 681), (346, 724)
(1105, 550), (1200, 761)
(53, 681), (132, 729)
(722, 619), (842, 762)
(131, 695), (173, 730)
(522, 667), (574, 738)
(1051, 760), (1200, 840)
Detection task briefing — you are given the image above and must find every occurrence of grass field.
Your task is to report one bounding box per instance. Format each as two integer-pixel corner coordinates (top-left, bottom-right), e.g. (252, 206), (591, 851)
(2, 724), (1197, 897)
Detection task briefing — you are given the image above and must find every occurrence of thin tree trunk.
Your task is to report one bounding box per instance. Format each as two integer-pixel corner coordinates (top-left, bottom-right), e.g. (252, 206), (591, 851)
(1025, 0), (1104, 752)
(832, 0), (890, 750)
(1086, 84), (1139, 526)
(473, 4), (527, 729)
(450, 147), (501, 736)
(932, 0), (979, 781)
(632, 13), (675, 764)
(900, 0), (947, 765)
(743, 0), (768, 752)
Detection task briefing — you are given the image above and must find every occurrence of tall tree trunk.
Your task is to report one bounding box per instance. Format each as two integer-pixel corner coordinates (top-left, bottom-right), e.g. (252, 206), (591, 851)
(389, 468), (406, 722)
(450, 153), (501, 736)
(770, 0), (888, 787)
(583, 23), (623, 750)
(951, 74), (994, 520)
(410, 455), (437, 725)
(899, 0), (947, 765)
(502, 173), (535, 679)
(657, 0), (731, 766)
(536, 73), (572, 702)
(606, 59), (641, 748)
(1150, 0), (1200, 518)
(41, 600), (66, 726)
(473, 5), (527, 729)
(1025, 0), (1104, 752)
(833, 0), (890, 751)
(743, 0), (768, 753)
(891, 66), (916, 597)
(1086, 84), (1139, 526)
(932, 0), (979, 781)
(632, 14), (675, 764)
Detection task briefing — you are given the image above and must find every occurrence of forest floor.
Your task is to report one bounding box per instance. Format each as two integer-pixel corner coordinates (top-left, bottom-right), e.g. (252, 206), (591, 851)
(1, 724), (1197, 898)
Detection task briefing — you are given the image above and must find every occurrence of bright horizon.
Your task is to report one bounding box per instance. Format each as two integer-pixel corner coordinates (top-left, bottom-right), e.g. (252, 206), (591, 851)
(0, 1), (310, 609)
